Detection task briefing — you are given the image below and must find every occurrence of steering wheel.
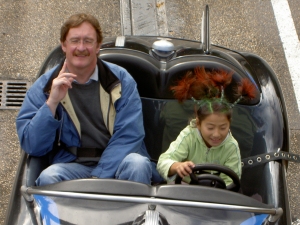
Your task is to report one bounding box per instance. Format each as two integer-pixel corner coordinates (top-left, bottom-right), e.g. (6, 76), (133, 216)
(175, 164), (240, 192)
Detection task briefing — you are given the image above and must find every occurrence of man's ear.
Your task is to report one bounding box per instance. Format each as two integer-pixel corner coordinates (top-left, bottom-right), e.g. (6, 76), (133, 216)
(98, 42), (102, 49)
(61, 41), (66, 53)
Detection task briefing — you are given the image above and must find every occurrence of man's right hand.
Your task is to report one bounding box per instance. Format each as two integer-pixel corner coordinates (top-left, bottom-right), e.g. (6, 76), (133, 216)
(46, 60), (77, 116)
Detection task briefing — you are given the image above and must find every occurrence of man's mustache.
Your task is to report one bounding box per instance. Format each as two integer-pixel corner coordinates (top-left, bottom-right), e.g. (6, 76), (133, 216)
(74, 50), (90, 56)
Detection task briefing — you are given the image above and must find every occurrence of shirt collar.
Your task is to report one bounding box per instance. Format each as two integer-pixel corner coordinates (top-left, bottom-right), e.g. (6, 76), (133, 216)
(73, 65), (98, 84)
(89, 65), (98, 82)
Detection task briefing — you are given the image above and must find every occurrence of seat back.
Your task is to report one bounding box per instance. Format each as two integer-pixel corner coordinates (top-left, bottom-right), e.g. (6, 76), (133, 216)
(31, 45), (262, 186)
(102, 52), (260, 161)
(101, 49), (161, 98)
(26, 155), (49, 187)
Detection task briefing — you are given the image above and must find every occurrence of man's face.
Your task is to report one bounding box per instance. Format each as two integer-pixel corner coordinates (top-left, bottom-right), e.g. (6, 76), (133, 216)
(61, 22), (100, 72)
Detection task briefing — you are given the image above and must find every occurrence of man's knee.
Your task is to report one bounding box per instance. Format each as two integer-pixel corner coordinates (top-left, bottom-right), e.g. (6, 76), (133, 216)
(36, 164), (65, 186)
(116, 153), (152, 184)
(123, 153), (151, 170)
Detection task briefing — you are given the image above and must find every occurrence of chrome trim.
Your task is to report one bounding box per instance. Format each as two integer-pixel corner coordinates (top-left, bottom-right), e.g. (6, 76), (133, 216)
(20, 186), (34, 202)
(23, 186), (283, 218)
(145, 210), (159, 225)
(115, 36), (126, 47)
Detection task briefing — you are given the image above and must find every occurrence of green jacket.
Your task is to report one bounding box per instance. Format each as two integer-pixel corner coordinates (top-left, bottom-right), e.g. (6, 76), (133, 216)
(157, 119), (241, 186)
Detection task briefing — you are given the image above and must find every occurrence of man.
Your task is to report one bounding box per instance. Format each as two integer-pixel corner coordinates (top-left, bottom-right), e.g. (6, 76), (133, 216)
(16, 13), (162, 186)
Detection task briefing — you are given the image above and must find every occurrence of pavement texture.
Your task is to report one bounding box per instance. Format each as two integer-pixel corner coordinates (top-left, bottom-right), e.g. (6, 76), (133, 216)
(0, 0), (300, 224)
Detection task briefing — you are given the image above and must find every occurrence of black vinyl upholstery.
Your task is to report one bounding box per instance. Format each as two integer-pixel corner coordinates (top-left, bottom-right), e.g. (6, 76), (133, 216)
(26, 48), (260, 188)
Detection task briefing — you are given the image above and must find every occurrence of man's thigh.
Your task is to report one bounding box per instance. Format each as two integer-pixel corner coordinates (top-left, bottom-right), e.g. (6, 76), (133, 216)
(36, 162), (95, 186)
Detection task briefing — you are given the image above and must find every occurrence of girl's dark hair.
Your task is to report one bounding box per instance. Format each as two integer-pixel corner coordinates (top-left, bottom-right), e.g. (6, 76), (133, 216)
(196, 99), (232, 123)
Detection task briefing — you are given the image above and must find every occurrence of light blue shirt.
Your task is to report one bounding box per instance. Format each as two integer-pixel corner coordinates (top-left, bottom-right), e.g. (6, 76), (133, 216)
(73, 65), (98, 84)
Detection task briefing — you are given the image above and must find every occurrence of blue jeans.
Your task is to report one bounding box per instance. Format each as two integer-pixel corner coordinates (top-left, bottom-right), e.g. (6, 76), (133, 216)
(36, 153), (163, 186)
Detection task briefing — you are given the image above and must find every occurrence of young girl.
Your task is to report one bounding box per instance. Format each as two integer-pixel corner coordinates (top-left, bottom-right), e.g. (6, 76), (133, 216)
(157, 67), (257, 186)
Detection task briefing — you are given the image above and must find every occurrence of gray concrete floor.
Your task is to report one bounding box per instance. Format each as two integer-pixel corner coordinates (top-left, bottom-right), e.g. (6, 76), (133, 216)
(0, 0), (300, 224)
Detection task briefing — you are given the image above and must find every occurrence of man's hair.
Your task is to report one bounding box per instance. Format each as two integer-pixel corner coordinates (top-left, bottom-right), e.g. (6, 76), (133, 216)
(60, 13), (103, 43)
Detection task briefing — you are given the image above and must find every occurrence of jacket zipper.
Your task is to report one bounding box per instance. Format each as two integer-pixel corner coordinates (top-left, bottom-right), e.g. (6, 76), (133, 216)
(206, 147), (210, 161)
(57, 113), (63, 146)
(107, 95), (112, 129)
(58, 103), (81, 147)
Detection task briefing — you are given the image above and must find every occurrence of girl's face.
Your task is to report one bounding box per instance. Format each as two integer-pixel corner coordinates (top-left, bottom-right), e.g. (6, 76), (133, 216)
(197, 113), (230, 148)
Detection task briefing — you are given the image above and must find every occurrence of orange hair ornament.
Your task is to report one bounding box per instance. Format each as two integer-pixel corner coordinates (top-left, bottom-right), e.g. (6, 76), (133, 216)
(171, 67), (258, 111)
